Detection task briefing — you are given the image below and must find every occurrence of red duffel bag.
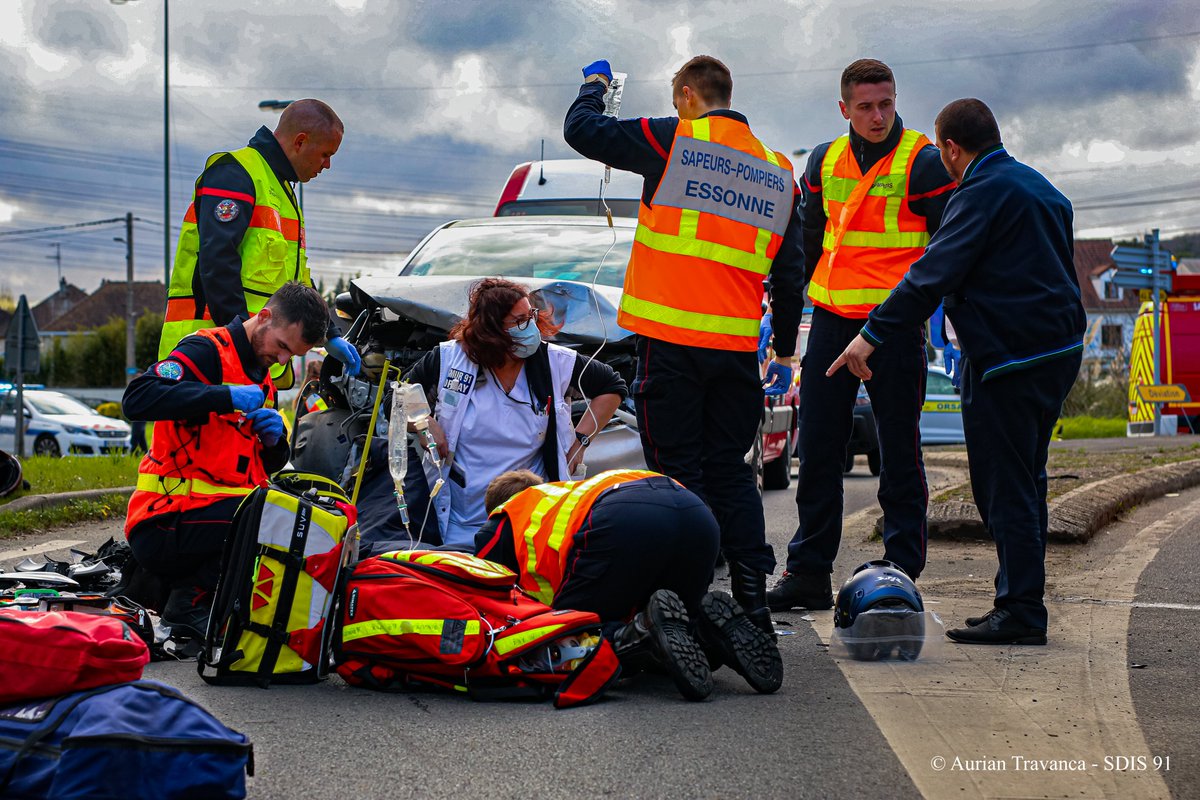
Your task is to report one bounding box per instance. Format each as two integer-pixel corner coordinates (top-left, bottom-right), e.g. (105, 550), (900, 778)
(0, 609), (150, 703)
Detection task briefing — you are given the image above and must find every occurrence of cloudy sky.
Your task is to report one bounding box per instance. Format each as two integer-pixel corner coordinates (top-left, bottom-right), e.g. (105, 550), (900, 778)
(1, 0), (1197, 306)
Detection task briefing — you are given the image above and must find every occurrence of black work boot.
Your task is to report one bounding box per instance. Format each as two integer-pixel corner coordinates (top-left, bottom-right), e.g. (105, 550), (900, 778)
(610, 590), (713, 701)
(946, 608), (1046, 646)
(964, 608), (998, 628)
(697, 591), (783, 694)
(728, 560), (774, 634)
(766, 570), (833, 612)
(161, 586), (211, 641)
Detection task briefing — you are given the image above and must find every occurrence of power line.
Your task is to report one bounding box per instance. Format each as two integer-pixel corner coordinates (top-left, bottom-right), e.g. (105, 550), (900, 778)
(0, 218), (127, 238)
(168, 30), (1200, 93)
(1075, 195), (1200, 211)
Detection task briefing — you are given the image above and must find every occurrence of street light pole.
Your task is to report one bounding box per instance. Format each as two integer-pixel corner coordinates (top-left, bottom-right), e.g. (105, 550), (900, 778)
(111, 0), (170, 289)
(163, 0), (170, 289)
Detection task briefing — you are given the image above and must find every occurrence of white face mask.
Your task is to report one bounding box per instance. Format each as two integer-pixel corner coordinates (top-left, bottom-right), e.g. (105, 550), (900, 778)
(508, 323), (542, 359)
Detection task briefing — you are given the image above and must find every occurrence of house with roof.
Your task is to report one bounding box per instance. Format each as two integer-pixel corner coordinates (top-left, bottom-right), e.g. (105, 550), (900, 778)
(40, 280), (165, 339)
(1072, 238), (1141, 374)
(0, 279), (86, 339)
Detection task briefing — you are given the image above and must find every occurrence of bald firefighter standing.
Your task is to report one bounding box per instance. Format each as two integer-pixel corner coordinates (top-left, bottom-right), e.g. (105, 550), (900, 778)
(160, 99), (361, 388)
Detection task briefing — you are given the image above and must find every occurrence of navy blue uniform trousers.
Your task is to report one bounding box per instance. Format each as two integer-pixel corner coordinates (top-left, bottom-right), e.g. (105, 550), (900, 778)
(127, 496), (240, 593)
(632, 336), (775, 573)
(960, 352), (1080, 630)
(787, 306), (929, 578)
(553, 476), (719, 629)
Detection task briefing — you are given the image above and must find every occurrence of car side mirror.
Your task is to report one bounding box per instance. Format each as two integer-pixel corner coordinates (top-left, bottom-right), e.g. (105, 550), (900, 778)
(23, 409), (31, 418)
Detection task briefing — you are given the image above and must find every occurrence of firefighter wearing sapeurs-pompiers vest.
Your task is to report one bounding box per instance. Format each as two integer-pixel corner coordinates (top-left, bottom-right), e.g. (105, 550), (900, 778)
(123, 282), (330, 642)
(565, 55), (808, 633)
(160, 99), (361, 389)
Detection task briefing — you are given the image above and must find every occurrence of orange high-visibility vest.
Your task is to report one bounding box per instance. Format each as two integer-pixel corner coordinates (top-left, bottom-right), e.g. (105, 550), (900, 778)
(807, 129), (932, 318)
(493, 469), (665, 604)
(125, 325), (278, 534)
(619, 116), (794, 351)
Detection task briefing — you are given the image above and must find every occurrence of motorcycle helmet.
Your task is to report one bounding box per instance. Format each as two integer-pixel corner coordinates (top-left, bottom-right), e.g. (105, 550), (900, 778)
(834, 560), (925, 661)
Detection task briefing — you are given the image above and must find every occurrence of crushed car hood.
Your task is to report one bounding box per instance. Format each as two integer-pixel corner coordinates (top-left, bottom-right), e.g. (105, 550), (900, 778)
(350, 275), (633, 349)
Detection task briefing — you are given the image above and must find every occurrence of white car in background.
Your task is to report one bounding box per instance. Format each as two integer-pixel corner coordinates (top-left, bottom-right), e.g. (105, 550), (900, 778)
(0, 388), (131, 457)
(494, 158), (642, 218)
(919, 366), (965, 445)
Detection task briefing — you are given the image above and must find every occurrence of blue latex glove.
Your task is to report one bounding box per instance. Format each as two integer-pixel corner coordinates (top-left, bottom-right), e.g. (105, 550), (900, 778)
(762, 360), (793, 397)
(757, 313), (773, 363)
(582, 59), (613, 83)
(228, 384), (265, 413)
(326, 336), (362, 376)
(245, 407), (285, 447)
(943, 342), (961, 390)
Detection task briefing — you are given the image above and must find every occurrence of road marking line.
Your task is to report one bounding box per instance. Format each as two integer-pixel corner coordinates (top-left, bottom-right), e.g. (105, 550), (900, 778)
(813, 496), (1200, 799)
(0, 539), (87, 563)
(1055, 596), (1200, 612)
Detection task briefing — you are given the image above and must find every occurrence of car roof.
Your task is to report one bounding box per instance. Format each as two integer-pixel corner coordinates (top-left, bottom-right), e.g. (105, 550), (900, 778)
(439, 215), (638, 231)
(513, 159), (642, 200)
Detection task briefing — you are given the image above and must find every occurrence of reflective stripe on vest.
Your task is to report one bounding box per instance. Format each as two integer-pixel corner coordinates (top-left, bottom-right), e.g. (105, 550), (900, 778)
(618, 117), (794, 351)
(807, 129), (932, 318)
(126, 326), (277, 534)
(159, 146), (308, 362)
(496, 469), (665, 605)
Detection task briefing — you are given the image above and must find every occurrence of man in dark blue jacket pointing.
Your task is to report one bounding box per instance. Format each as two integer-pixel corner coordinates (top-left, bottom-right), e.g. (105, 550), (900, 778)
(828, 98), (1085, 646)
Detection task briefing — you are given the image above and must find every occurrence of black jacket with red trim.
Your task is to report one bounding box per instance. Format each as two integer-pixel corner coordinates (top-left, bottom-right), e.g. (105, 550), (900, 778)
(563, 81), (807, 358)
(799, 116), (956, 285)
(122, 317), (290, 472)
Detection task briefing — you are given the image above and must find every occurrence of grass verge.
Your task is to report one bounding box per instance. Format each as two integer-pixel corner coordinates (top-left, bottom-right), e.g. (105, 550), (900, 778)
(1056, 416), (1127, 439)
(0, 492), (129, 538)
(1, 453), (140, 507)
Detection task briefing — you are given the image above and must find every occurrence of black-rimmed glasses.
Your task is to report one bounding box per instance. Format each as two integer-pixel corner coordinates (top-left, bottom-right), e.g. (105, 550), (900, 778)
(507, 308), (541, 331)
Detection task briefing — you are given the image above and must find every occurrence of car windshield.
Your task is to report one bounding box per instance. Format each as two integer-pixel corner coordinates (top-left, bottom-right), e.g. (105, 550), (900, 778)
(25, 393), (97, 416)
(927, 371), (957, 396)
(402, 223), (634, 288)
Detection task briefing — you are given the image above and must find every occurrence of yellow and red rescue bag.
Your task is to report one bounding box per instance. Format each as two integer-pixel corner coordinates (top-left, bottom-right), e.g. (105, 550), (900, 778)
(200, 471), (358, 687)
(335, 550), (621, 709)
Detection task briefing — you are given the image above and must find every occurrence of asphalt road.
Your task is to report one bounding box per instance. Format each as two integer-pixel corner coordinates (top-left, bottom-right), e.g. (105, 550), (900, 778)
(5, 457), (1198, 798)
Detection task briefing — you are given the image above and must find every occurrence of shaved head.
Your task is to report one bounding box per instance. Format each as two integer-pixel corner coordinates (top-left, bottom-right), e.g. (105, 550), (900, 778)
(275, 98), (343, 139)
(273, 99), (343, 182)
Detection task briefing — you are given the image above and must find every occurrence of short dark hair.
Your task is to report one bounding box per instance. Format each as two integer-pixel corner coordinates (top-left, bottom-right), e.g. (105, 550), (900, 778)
(671, 55), (733, 107)
(485, 469), (543, 514)
(264, 282), (329, 345)
(935, 98), (1002, 153)
(840, 59), (894, 103)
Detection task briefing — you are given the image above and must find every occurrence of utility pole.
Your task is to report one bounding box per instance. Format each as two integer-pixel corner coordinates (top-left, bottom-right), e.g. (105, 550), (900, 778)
(126, 212), (136, 386)
(1150, 228), (1162, 436)
(47, 243), (61, 285)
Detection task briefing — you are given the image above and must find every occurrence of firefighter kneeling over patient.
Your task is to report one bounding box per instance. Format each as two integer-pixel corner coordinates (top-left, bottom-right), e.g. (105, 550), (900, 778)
(122, 281), (332, 643)
(476, 468), (783, 700)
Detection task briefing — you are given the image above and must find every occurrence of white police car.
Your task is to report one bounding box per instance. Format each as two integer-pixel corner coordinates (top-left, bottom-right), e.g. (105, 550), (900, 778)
(0, 387), (131, 457)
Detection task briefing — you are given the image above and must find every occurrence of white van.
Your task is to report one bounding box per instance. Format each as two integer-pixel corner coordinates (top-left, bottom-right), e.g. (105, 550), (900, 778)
(494, 159), (642, 218)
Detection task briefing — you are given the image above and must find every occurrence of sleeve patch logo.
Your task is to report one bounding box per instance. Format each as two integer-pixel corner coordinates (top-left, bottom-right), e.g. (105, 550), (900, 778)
(154, 361), (184, 380)
(214, 199), (240, 222)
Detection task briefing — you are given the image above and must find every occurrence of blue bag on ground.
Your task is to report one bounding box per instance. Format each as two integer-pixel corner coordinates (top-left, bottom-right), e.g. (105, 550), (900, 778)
(0, 679), (253, 799)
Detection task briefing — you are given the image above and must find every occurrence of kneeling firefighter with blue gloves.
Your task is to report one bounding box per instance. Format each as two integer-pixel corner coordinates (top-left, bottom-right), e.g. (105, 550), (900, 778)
(122, 282), (333, 643)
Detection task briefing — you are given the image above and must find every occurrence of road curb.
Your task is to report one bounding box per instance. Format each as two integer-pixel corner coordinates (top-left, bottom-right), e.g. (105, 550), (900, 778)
(920, 458), (1200, 543)
(0, 486), (135, 515)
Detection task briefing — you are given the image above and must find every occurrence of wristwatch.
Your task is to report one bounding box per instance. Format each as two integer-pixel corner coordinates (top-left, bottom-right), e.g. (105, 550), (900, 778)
(575, 431), (591, 447)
